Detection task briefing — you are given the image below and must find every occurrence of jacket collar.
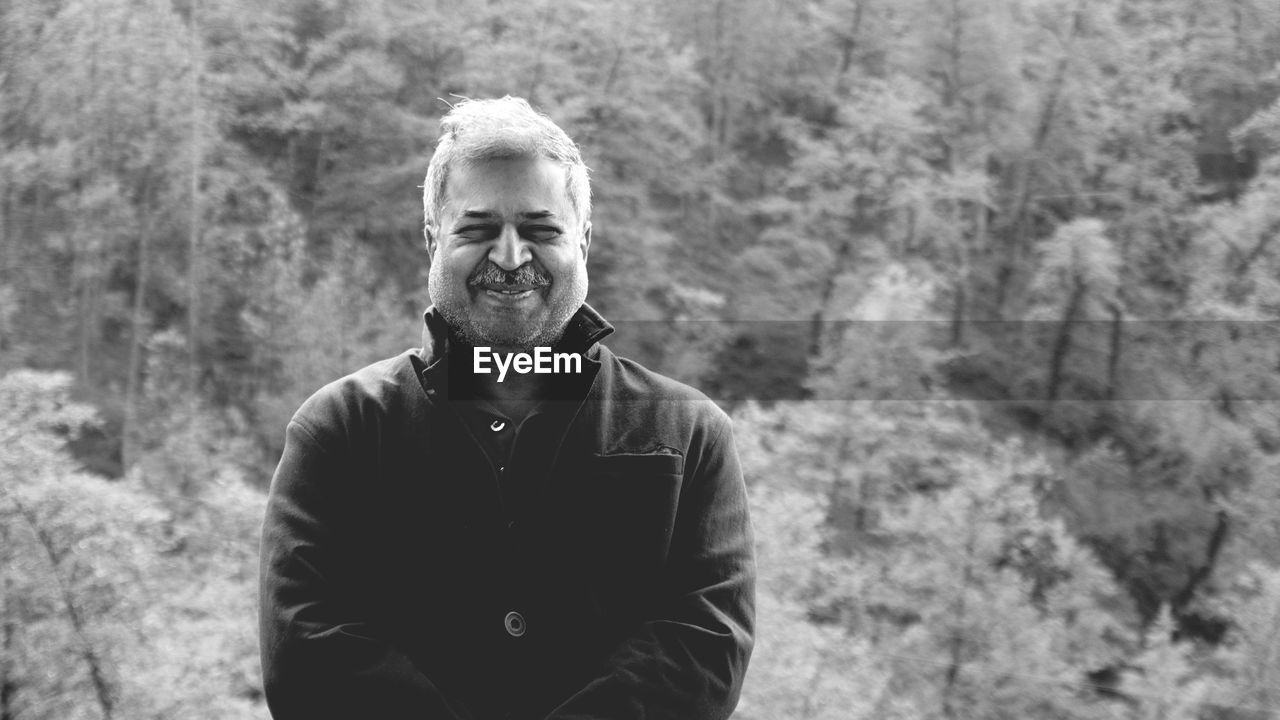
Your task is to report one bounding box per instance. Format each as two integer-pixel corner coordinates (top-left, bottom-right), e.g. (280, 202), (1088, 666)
(417, 303), (614, 394)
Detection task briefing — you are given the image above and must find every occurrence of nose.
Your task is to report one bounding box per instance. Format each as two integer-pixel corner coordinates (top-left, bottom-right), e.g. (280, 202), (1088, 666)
(490, 224), (532, 271)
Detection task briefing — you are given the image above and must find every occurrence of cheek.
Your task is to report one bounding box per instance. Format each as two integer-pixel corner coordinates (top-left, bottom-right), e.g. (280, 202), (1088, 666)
(544, 249), (585, 277)
(428, 257), (463, 304)
(435, 250), (484, 284)
(554, 258), (588, 300)
(426, 258), (443, 302)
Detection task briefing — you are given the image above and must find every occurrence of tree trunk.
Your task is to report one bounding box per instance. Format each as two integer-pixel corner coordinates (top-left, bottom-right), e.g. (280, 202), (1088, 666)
(938, 0), (977, 338)
(944, 0), (963, 114)
(1, 527), (18, 720)
(122, 181), (157, 471)
(601, 45), (626, 96)
(696, 0), (734, 244)
(808, 203), (876, 359)
(950, 279), (967, 347)
(187, 0), (202, 405)
(1046, 275), (1087, 404)
(1105, 301), (1123, 400)
(808, 235), (853, 358)
(833, 434), (861, 532)
(12, 499), (115, 719)
(1174, 509), (1230, 611)
(997, 0), (1089, 316)
(949, 198), (980, 346)
(73, 4), (105, 387)
(831, 0), (863, 93)
(0, 183), (8, 283)
(941, 496), (978, 720)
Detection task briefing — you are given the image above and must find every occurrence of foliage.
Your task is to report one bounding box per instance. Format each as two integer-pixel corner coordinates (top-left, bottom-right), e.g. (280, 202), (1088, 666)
(0, 370), (266, 719)
(736, 399), (1140, 719)
(738, 479), (892, 720)
(1202, 563), (1280, 718)
(3, 0), (1280, 715)
(237, 208), (417, 461)
(1122, 607), (1211, 720)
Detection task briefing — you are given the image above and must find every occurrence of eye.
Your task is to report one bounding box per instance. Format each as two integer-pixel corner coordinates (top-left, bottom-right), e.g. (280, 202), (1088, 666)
(523, 225), (562, 241)
(455, 225), (498, 242)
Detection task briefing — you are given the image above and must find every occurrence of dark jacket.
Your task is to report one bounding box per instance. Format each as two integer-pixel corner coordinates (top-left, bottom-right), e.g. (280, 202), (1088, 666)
(259, 305), (756, 720)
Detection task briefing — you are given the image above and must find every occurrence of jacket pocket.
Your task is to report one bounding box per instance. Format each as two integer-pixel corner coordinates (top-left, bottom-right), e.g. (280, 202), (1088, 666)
(590, 448), (685, 475)
(572, 453), (684, 593)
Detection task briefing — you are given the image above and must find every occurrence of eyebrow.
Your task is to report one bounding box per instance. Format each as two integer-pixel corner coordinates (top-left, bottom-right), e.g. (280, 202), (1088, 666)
(458, 210), (559, 221)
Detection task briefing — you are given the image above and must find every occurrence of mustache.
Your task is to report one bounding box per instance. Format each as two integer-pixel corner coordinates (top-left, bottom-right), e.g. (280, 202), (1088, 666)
(468, 262), (551, 287)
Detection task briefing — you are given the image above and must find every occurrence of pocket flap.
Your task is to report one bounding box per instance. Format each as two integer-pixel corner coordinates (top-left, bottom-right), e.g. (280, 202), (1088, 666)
(590, 449), (684, 476)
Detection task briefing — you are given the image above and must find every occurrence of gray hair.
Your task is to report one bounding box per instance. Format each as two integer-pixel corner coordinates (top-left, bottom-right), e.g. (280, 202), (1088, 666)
(422, 96), (591, 231)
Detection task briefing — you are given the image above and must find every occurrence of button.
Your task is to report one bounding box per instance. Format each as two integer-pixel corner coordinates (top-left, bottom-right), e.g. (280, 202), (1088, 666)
(507, 520), (517, 531)
(490, 420), (506, 432)
(504, 611), (526, 637)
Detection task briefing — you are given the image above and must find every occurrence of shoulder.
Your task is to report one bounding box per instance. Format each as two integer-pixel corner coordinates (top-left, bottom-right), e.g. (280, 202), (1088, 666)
(600, 345), (724, 409)
(593, 345), (731, 444)
(290, 349), (424, 445)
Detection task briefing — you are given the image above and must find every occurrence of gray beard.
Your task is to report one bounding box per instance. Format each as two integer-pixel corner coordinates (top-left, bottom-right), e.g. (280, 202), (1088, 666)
(437, 308), (569, 352)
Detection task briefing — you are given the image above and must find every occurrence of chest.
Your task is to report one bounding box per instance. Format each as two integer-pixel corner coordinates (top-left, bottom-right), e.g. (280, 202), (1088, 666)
(338, 411), (687, 597)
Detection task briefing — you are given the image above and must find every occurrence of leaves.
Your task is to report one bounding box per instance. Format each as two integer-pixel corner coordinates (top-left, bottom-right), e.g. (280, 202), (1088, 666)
(736, 399), (1138, 719)
(2, 0), (1280, 716)
(0, 370), (265, 718)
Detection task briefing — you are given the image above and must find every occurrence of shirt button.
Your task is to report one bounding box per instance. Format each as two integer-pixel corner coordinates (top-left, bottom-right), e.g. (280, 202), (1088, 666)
(504, 610), (526, 637)
(490, 419), (506, 432)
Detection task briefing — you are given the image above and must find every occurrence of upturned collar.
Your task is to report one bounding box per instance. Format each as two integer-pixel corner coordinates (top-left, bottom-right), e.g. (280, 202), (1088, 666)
(417, 304), (614, 401)
(419, 303), (614, 368)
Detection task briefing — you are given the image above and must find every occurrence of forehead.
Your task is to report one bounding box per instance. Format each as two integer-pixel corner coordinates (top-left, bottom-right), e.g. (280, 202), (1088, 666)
(443, 155), (572, 219)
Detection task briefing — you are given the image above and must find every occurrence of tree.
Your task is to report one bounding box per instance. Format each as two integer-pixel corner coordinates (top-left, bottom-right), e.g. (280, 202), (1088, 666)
(0, 369), (267, 718)
(737, 477), (893, 720)
(1201, 563), (1280, 718)
(212, 0), (442, 250)
(1027, 217), (1121, 406)
(733, 396), (1138, 718)
(1122, 606), (1212, 720)
(238, 209), (415, 461)
(856, 441), (1134, 719)
(1, 370), (155, 718)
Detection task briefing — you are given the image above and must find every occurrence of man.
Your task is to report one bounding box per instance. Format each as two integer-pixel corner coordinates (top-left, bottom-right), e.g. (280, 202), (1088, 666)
(259, 96), (755, 720)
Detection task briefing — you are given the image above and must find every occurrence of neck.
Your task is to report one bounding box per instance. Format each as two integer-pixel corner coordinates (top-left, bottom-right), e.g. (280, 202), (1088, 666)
(470, 362), (552, 422)
(453, 337), (560, 418)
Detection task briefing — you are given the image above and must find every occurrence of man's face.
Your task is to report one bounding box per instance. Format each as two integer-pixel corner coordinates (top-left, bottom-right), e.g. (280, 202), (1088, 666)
(427, 155), (590, 350)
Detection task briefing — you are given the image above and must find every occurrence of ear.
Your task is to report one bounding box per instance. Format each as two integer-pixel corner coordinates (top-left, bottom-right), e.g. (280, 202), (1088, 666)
(424, 224), (437, 260)
(580, 222), (592, 263)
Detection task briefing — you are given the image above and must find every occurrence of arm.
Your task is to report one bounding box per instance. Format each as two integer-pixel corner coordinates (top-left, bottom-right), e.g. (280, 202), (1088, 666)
(544, 413), (756, 720)
(259, 419), (473, 720)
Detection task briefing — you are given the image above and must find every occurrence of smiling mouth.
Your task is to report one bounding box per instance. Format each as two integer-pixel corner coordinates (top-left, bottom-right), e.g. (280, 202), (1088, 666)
(479, 285), (543, 299)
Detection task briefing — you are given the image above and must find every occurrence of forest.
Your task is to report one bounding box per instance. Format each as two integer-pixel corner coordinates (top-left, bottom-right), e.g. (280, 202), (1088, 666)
(2, 0), (1280, 717)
